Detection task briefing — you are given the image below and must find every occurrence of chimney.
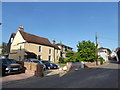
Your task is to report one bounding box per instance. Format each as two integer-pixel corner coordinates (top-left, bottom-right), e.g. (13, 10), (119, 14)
(52, 39), (56, 44)
(18, 25), (24, 31)
(60, 41), (62, 45)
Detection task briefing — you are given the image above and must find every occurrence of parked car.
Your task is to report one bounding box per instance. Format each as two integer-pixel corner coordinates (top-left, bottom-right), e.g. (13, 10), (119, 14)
(42, 61), (58, 69)
(23, 59), (46, 70)
(1, 58), (23, 76)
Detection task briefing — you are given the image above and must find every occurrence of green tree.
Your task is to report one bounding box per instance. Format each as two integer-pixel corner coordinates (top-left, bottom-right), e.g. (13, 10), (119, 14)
(1, 42), (8, 54)
(66, 50), (75, 57)
(76, 40), (97, 62)
(59, 57), (65, 63)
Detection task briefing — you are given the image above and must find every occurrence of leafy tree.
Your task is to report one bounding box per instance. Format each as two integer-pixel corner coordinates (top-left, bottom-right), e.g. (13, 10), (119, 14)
(76, 40), (97, 62)
(66, 50), (75, 57)
(59, 57), (65, 63)
(1, 42), (8, 54)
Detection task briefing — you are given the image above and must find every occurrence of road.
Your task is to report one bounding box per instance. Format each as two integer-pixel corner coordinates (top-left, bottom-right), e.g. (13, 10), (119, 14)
(2, 60), (119, 88)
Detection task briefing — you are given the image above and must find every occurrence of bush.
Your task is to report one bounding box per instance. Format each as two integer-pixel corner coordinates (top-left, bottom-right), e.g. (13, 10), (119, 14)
(99, 57), (104, 65)
(59, 57), (66, 64)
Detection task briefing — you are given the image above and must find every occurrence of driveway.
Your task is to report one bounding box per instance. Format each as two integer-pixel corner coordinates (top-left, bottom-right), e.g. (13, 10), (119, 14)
(2, 60), (119, 88)
(2, 69), (66, 84)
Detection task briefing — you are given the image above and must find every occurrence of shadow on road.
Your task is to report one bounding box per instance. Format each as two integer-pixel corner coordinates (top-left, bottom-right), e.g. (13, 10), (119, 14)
(2, 59), (120, 88)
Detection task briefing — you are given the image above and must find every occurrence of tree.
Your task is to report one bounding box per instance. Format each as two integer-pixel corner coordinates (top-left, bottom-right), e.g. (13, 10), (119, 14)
(66, 50), (75, 57)
(1, 42), (8, 54)
(76, 40), (97, 62)
(59, 57), (65, 63)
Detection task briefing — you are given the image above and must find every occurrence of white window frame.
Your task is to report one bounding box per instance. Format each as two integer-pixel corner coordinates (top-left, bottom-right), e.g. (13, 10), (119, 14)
(48, 56), (52, 62)
(49, 49), (52, 54)
(39, 46), (42, 52)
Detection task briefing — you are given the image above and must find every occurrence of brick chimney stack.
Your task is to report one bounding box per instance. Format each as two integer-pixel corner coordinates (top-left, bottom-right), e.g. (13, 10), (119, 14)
(18, 25), (24, 31)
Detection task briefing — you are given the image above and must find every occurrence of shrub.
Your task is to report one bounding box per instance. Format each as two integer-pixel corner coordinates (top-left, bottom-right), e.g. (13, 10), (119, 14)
(99, 57), (104, 65)
(59, 57), (66, 64)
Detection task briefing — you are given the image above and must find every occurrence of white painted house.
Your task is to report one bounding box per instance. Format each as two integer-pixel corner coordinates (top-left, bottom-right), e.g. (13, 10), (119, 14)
(98, 47), (109, 62)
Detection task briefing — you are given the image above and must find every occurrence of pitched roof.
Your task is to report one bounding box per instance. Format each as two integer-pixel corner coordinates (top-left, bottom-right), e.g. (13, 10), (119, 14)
(12, 33), (16, 37)
(56, 43), (73, 49)
(19, 31), (60, 49)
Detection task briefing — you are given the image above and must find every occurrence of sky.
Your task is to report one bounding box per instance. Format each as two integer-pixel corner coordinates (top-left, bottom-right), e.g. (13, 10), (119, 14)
(2, 2), (118, 51)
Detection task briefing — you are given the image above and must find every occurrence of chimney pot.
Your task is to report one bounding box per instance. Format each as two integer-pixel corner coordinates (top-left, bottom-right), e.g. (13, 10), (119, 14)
(18, 25), (24, 31)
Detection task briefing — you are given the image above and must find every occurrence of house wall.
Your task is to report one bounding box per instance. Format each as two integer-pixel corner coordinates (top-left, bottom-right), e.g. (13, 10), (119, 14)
(24, 43), (61, 62)
(9, 31), (26, 61)
(98, 51), (108, 62)
(55, 49), (60, 62)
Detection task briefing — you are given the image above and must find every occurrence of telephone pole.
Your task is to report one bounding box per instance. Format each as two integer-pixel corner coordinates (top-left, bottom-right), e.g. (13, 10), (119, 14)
(95, 32), (98, 65)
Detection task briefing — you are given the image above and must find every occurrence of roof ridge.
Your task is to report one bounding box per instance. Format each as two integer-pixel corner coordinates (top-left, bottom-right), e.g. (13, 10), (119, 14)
(19, 31), (49, 40)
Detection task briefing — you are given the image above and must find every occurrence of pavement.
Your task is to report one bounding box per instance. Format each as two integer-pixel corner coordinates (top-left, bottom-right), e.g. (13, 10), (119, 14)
(2, 69), (66, 85)
(2, 59), (119, 88)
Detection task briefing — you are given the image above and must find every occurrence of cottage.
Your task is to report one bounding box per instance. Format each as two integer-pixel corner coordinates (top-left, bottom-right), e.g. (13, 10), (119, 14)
(8, 26), (61, 62)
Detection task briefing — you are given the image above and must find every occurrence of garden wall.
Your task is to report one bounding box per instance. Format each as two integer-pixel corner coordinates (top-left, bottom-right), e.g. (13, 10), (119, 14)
(66, 62), (84, 71)
(24, 62), (44, 77)
(84, 61), (100, 67)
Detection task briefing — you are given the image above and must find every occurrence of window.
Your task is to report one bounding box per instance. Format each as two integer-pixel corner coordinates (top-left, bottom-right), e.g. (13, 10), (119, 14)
(56, 56), (59, 60)
(39, 46), (42, 52)
(48, 56), (52, 61)
(49, 49), (52, 54)
(38, 55), (42, 60)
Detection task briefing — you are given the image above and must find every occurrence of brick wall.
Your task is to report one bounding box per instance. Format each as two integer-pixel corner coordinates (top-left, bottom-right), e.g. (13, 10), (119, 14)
(84, 61), (100, 67)
(24, 62), (44, 77)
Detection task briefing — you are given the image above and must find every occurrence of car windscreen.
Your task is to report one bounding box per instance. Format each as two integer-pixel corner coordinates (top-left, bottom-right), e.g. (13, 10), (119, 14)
(2, 59), (16, 64)
(33, 60), (42, 64)
(42, 61), (48, 63)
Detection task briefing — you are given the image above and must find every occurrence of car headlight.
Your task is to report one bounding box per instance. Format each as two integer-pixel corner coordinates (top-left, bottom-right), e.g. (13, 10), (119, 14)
(6, 68), (10, 70)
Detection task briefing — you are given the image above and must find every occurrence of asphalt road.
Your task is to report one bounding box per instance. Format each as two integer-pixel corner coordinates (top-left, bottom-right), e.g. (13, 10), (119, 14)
(2, 60), (119, 88)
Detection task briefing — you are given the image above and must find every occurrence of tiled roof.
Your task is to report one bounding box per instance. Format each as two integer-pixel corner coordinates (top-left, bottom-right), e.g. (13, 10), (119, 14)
(12, 33), (16, 37)
(19, 31), (60, 49)
(56, 43), (73, 49)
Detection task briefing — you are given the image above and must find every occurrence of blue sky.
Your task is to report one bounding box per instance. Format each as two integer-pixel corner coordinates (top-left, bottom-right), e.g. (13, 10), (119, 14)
(2, 2), (118, 51)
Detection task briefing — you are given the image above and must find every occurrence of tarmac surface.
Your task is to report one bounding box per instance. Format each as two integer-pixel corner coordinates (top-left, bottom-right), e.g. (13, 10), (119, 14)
(2, 59), (120, 88)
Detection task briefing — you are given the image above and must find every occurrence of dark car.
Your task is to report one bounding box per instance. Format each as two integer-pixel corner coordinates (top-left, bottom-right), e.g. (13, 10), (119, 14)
(23, 59), (46, 70)
(42, 61), (58, 69)
(1, 58), (23, 76)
